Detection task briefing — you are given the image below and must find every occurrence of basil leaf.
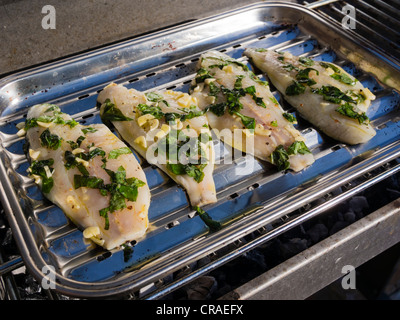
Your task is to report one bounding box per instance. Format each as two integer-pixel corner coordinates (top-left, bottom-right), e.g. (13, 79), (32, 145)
(137, 103), (164, 119)
(193, 206), (222, 232)
(311, 86), (356, 104)
(40, 128), (62, 150)
(299, 57), (314, 66)
(287, 141), (311, 155)
(295, 68), (319, 86)
(270, 145), (290, 171)
(234, 112), (256, 130)
(108, 147), (132, 159)
(29, 159), (55, 193)
(330, 73), (357, 86)
(282, 113), (297, 123)
(319, 62), (357, 86)
(101, 99), (133, 122)
(82, 127), (98, 134)
(145, 92), (164, 102)
(208, 81), (220, 97)
(286, 81), (306, 96)
(74, 175), (105, 190)
(208, 103), (227, 117)
(336, 102), (370, 124)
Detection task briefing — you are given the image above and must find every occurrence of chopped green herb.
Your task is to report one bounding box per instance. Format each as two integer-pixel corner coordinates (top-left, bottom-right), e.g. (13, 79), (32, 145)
(270, 145), (290, 171)
(67, 136), (85, 150)
(40, 129), (62, 150)
(286, 81), (306, 96)
(299, 56), (314, 66)
(82, 127), (98, 135)
(195, 68), (214, 84)
(311, 86), (356, 104)
(74, 175), (105, 190)
(208, 103), (227, 117)
(145, 92), (164, 102)
(100, 99), (133, 123)
(282, 113), (297, 123)
(193, 206), (222, 232)
(282, 64), (300, 72)
(270, 141), (311, 171)
(167, 162), (206, 183)
(234, 112), (256, 130)
(157, 129), (209, 183)
(137, 104), (164, 119)
(29, 159), (54, 193)
(336, 102), (369, 124)
(208, 81), (220, 97)
(295, 68), (319, 86)
(270, 96), (279, 105)
(76, 165), (145, 230)
(108, 147), (132, 159)
(287, 141), (311, 155)
(330, 73), (357, 86)
(234, 75), (245, 89)
(319, 62), (357, 86)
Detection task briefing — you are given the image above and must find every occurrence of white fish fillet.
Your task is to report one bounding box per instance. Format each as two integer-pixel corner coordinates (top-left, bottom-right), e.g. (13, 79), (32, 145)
(244, 48), (376, 145)
(190, 50), (315, 172)
(97, 83), (217, 207)
(24, 104), (151, 250)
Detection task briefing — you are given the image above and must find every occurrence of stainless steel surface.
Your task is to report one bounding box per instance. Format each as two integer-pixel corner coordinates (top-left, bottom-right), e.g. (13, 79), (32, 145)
(0, 2), (399, 299)
(221, 197), (400, 300)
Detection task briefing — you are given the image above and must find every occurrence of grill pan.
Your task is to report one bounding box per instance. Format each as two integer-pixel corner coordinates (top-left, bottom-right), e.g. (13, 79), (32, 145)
(0, 1), (399, 299)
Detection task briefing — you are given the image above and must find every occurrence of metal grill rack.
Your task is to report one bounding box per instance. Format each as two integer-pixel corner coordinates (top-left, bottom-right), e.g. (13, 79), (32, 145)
(0, 1), (400, 300)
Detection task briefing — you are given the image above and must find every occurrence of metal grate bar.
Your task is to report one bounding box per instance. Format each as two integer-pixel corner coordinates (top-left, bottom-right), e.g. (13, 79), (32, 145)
(306, 0), (400, 62)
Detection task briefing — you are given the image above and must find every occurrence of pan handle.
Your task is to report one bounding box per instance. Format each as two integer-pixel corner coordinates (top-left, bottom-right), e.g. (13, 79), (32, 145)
(304, 0), (340, 9)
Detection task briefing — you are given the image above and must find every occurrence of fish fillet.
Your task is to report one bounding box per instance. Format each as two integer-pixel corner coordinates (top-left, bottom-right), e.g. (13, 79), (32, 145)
(97, 83), (217, 207)
(190, 50), (315, 172)
(244, 48), (376, 145)
(23, 104), (151, 250)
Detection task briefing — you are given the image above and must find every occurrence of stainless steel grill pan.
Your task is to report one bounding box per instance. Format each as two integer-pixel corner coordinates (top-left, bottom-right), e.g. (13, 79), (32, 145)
(0, 1), (399, 298)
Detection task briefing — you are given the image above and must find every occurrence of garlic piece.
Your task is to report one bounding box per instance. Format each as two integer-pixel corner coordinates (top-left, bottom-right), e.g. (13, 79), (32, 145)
(134, 136), (147, 148)
(137, 114), (155, 127)
(29, 149), (41, 160)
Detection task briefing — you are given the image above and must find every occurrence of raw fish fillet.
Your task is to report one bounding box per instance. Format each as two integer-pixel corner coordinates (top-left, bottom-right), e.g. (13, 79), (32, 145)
(23, 103), (151, 250)
(244, 48), (376, 145)
(97, 83), (217, 207)
(190, 50), (315, 172)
